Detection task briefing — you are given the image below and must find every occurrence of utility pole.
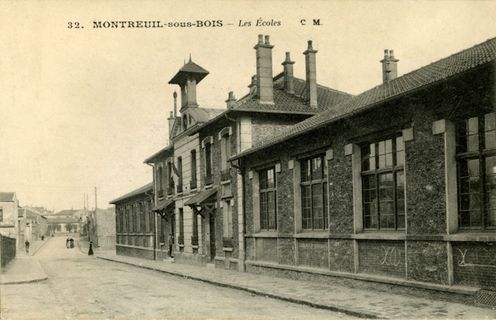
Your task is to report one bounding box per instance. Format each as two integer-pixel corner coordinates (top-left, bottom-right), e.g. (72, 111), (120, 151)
(94, 187), (98, 212)
(93, 187), (98, 246)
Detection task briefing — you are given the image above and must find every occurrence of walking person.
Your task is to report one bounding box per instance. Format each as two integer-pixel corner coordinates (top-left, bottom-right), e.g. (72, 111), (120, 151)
(88, 240), (94, 256)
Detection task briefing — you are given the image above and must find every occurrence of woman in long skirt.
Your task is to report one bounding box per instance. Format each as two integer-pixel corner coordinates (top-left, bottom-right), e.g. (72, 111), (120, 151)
(88, 241), (94, 256)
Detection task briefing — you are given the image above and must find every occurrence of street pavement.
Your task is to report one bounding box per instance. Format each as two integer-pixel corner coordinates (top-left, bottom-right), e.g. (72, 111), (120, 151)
(0, 237), (353, 320)
(97, 252), (496, 320)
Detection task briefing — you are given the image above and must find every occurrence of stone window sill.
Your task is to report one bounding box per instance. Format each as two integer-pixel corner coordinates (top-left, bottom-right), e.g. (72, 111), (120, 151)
(354, 232), (405, 240)
(446, 233), (496, 242)
(251, 231), (278, 238)
(294, 232), (329, 239)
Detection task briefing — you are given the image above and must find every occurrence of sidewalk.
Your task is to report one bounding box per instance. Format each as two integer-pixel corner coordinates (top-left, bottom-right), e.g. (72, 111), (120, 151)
(97, 252), (496, 319)
(0, 257), (47, 285)
(0, 239), (50, 285)
(27, 239), (49, 256)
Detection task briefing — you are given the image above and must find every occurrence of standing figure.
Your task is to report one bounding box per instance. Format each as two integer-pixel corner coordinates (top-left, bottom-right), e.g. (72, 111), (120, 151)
(66, 237), (70, 248)
(24, 240), (30, 254)
(88, 241), (94, 256)
(168, 234), (174, 258)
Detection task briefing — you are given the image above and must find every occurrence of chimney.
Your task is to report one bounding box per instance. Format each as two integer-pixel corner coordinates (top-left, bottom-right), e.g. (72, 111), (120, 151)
(381, 49), (399, 83)
(167, 111), (174, 138)
(173, 91), (178, 117)
(303, 40), (318, 109)
(282, 52), (295, 94)
(226, 91), (236, 109)
(168, 92), (177, 138)
(254, 34), (274, 104)
(248, 75), (257, 95)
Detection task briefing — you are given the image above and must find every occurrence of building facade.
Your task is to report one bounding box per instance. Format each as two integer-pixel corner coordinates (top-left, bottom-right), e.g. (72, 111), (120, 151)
(111, 35), (496, 300)
(188, 36), (351, 270)
(232, 38), (496, 293)
(18, 207), (48, 249)
(0, 192), (19, 247)
(137, 35), (351, 268)
(111, 183), (156, 259)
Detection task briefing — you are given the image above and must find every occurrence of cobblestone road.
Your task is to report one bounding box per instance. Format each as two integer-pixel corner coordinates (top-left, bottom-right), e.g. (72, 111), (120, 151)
(0, 237), (352, 320)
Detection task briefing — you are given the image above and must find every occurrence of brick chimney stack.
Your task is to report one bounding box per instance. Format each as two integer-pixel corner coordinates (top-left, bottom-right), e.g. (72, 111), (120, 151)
(282, 52), (295, 94)
(248, 75), (257, 95)
(381, 49), (399, 83)
(226, 91), (236, 109)
(173, 91), (178, 117)
(303, 40), (318, 109)
(254, 34), (274, 104)
(168, 92), (178, 138)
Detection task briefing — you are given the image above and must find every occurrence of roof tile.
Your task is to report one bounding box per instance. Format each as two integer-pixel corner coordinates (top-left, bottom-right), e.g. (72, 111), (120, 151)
(232, 37), (496, 160)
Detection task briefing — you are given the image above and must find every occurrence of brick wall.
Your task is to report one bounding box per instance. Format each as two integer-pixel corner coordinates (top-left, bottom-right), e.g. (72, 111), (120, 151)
(255, 238), (278, 263)
(329, 239), (354, 273)
(0, 235), (16, 268)
(359, 240), (405, 278)
(406, 105), (446, 234)
(251, 116), (301, 147)
(453, 242), (496, 289)
(297, 239), (328, 269)
(246, 237), (255, 261)
(276, 155), (294, 234)
(327, 134), (354, 234)
(407, 241), (448, 285)
(278, 238), (295, 265)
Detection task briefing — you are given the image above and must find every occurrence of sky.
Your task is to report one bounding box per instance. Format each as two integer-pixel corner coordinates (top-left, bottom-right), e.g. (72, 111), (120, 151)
(0, 0), (495, 212)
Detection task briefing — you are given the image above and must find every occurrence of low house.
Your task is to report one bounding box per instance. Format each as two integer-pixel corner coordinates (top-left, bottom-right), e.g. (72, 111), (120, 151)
(111, 183), (156, 259)
(18, 207), (48, 249)
(232, 38), (496, 295)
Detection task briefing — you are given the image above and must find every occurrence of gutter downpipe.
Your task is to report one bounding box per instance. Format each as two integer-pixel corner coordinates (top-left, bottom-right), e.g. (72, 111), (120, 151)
(145, 162), (157, 261)
(230, 158), (246, 271)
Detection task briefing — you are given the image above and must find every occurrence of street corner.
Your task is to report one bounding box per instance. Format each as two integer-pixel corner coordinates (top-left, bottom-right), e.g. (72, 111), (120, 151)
(1, 258), (48, 285)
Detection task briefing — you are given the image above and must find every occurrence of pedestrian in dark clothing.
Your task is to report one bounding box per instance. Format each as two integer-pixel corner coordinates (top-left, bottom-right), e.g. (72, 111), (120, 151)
(66, 238), (70, 248)
(168, 234), (174, 258)
(70, 238), (74, 248)
(24, 240), (30, 254)
(88, 241), (94, 256)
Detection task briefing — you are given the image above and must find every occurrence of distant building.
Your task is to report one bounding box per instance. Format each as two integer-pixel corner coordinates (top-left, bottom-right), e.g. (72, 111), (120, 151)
(47, 209), (83, 235)
(110, 183), (155, 259)
(0, 192), (19, 246)
(89, 208), (116, 250)
(18, 207), (48, 248)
